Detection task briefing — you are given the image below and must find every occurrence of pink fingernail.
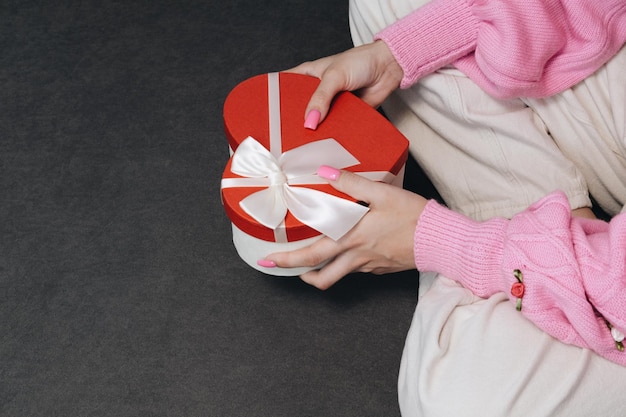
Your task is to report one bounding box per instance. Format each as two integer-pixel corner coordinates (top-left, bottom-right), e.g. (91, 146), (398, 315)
(257, 259), (276, 268)
(304, 110), (321, 130)
(317, 165), (340, 181)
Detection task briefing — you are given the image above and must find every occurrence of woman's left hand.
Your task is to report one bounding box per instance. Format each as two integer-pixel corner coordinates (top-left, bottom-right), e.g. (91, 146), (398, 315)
(261, 166), (427, 290)
(286, 40), (403, 129)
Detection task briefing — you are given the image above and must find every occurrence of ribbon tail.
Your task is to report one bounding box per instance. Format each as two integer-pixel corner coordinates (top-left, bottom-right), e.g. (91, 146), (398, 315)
(239, 187), (288, 230)
(284, 187), (369, 241)
(280, 138), (359, 177)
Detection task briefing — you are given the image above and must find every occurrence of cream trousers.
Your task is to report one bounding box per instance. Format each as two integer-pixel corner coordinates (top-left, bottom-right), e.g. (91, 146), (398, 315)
(348, 0), (626, 416)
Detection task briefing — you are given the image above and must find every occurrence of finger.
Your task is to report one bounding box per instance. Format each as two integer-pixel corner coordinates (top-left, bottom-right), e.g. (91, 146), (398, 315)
(265, 236), (342, 270)
(356, 84), (396, 109)
(285, 56), (333, 77)
(299, 252), (366, 290)
(285, 62), (316, 77)
(318, 166), (389, 207)
(285, 60), (345, 130)
(303, 69), (347, 128)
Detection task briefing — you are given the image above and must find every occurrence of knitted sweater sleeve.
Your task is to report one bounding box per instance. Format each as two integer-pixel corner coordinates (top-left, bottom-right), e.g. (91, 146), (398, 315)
(375, 0), (626, 98)
(414, 191), (626, 366)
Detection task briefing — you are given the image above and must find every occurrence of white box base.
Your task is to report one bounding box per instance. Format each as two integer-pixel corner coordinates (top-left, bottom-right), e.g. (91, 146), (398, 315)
(232, 223), (327, 276)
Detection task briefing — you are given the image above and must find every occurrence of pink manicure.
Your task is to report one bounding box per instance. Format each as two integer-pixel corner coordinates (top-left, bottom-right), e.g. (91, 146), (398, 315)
(257, 259), (276, 268)
(304, 109), (321, 130)
(317, 165), (340, 181)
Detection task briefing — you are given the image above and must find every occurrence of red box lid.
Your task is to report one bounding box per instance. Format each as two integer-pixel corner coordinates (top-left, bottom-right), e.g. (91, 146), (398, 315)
(221, 72), (409, 242)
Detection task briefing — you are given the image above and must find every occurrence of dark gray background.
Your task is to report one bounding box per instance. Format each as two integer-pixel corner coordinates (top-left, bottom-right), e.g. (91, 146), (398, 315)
(1, 1), (439, 415)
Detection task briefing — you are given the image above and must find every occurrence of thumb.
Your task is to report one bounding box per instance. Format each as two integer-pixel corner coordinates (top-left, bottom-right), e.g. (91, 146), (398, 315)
(284, 61), (341, 130)
(317, 165), (385, 205)
(304, 71), (347, 130)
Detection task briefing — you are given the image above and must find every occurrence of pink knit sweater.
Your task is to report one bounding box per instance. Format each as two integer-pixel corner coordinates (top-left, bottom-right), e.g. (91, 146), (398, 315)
(414, 191), (626, 366)
(376, 0), (626, 98)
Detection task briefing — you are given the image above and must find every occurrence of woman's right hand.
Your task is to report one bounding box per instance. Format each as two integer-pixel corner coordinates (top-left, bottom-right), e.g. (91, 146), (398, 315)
(287, 40), (404, 129)
(261, 166), (427, 290)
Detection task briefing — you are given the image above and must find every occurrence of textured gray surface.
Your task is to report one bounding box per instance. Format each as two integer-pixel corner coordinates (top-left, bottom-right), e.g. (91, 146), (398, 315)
(1, 1), (436, 415)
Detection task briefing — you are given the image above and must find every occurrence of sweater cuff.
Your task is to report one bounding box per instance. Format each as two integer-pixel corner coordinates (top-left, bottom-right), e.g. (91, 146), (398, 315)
(414, 200), (508, 297)
(375, 0), (479, 88)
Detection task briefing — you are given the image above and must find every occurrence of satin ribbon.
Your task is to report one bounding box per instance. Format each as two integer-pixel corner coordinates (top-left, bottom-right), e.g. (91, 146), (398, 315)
(222, 136), (369, 241)
(221, 72), (395, 242)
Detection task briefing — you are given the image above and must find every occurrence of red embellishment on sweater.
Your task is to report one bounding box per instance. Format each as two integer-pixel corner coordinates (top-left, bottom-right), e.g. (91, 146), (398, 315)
(511, 282), (525, 298)
(512, 269), (524, 311)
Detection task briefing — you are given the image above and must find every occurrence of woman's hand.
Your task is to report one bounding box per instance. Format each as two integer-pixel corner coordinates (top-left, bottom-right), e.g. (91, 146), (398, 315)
(260, 166), (427, 290)
(287, 40), (403, 129)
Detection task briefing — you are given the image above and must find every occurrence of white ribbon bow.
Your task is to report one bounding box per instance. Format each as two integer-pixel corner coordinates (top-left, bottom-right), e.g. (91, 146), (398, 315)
(222, 136), (369, 241)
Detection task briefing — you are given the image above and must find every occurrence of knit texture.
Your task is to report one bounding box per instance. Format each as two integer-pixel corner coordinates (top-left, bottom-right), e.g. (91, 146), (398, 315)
(375, 0), (478, 89)
(376, 0), (626, 98)
(415, 191), (626, 366)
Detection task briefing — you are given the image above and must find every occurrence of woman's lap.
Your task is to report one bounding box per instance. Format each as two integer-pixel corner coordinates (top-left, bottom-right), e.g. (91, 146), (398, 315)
(349, 1), (626, 415)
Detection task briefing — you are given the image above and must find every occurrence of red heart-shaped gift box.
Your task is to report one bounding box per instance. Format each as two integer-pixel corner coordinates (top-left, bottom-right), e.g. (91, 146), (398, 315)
(221, 72), (409, 275)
